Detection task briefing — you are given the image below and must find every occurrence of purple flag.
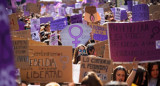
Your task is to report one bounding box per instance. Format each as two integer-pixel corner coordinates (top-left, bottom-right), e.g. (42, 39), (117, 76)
(50, 18), (68, 31)
(18, 20), (25, 31)
(40, 17), (53, 24)
(70, 14), (82, 24)
(132, 4), (149, 21)
(108, 20), (160, 62)
(0, 0), (16, 86)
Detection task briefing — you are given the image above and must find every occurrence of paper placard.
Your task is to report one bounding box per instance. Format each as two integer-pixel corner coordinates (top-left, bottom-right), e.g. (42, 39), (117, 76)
(49, 32), (58, 46)
(132, 4), (149, 21)
(94, 40), (108, 57)
(31, 31), (40, 42)
(20, 46), (72, 83)
(108, 20), (160, 62)
(31, 19), (40, 32)
(60, 23), (92, 48)
(73, 64), (80, 83)
(9, 13), (19, 31)
(79, 56), (113, 84)
(50, 18), (68, 31)
(11, 29), (31, 39)
(103, 44), (109, 59)
(70, 14), (82, 24)
(96, 8), (105, 25)
(90, 24), (108, 41)
(40, 17), (53, 24)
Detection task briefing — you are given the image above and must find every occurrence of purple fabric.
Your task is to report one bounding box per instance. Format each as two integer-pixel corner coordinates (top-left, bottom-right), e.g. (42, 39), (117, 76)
(108, 20), (160, 62)
(70, 14), (82, 24)
(0, 1), (16, 85)
(40, 17), (53, 24)
(132, 4), (149, 21)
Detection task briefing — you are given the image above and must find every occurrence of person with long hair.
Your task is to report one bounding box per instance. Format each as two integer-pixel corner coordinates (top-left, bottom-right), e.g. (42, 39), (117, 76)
(148, 62), (160, 86)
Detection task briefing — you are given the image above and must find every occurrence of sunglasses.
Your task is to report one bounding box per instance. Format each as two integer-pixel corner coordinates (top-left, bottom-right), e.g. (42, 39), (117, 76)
(79, 49), (86, 53)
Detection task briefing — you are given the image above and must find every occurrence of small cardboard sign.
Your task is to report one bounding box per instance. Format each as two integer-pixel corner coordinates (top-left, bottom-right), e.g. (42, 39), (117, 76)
(20, 46), (72, 83)
(60, 23), (92, 48)
(149, 5), (160, 14)
(103, 44), (110, 59)
(84, 6), (101, 23)
(132, 4), (149, 21)
(11, 29), (31, 39)
(62, 0), (76, 5)
(70, 14), (82, 24)
(50, 18), (68, 31)
(94, 40), (108, 57)
(90, 24), (108, 41)
(26, 3), (41, 13)
(79, 56), (113, 84)
(152, 11), (160, 20)
(9, 13), (19, 31)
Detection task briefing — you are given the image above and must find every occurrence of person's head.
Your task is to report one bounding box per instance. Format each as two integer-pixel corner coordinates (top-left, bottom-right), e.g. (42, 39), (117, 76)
(148, 62), (160, 79)
(81, 71), (103, 86)
(87, 43), (95, 55)
(133, 66), (147, 85)
(45, 82), (60, 86)
(44, 23), (50, 32)
(72, 44), (87, 64)
(113, 66), (127, 82)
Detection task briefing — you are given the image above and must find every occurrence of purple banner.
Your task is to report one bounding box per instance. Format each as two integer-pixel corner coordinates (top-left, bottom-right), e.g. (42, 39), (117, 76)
(132, 4), (149, 21)
(18, 20), (25, 31)
(92, 25), (108, 41)
(108, 20), (160, 62)
(50, 18), (68, 31)
(0, 1), (16, 85)
(40, 17), (53, 24)
(70, 14), (82, 24)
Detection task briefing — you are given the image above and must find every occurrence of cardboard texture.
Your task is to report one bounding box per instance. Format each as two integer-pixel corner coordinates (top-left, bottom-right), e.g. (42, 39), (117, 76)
(62, 0), (76, 5)
(94, 40), (108, 57)
(152, 11), (160, 20)
(149, 5), (160, 14)
(12, 37), (46, 68)
(11, 29), (32, 39)
(90, 24), (108, 41)
(108, 20), (160, 62)
(79, 56), (113, 84)
(103, 44), (110, 59)
(20, 46), (72, 83)
(26, 3), (41, 13)
(84, 6), (101, 23)
(9, 13), (19, 31)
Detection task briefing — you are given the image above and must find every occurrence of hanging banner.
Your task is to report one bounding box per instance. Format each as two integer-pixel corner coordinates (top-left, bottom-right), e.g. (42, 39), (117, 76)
(79, 56), (113, 84)
(50, 18), (68, 31)
(60, 23), (92, 48)
(20, 46), (72, 83)
(108, 20), (160, 62)
(0, 1), (16, 85)
(31, 19), (40, 32)
(132, 4), (149, 21)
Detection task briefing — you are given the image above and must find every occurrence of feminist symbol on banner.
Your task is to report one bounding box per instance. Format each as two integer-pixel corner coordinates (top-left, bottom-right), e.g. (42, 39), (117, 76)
(150, 26), (160, 39)
(60, 56), (69, 70)
(90, 14), (95, 22)
(68, 25), (83, 47)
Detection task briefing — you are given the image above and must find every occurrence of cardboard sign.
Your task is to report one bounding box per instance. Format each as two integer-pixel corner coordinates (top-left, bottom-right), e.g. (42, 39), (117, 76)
(40, 17), (53, 24)
(79, 56), (113, 84)
(11, 29), (31, 39)
(84, 6), (101, 23)
(49, 32), (58, 46)
(60, 23), (92, 48)
(20, 46), (72, 83)
(152, 11), (160, 20)
(94, 40), (108, 57)
(62, 0), (76, 5)
(0, 2), (16, 85)
(108, 20), (160, 62)
(9, 13), (19, 31)
(103, 44), (110, 59)
(149, 5), (160, 14)
(132, 4), (149, 21)
(12, 37), (46, 68)
(90, 24), (108, 41)
(31, 31), (40, 42)
(50, 18), (68, 31)
(26, 3), (41, 13)
(31, 19), (40, 32)
(70, 14), (82, 24)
